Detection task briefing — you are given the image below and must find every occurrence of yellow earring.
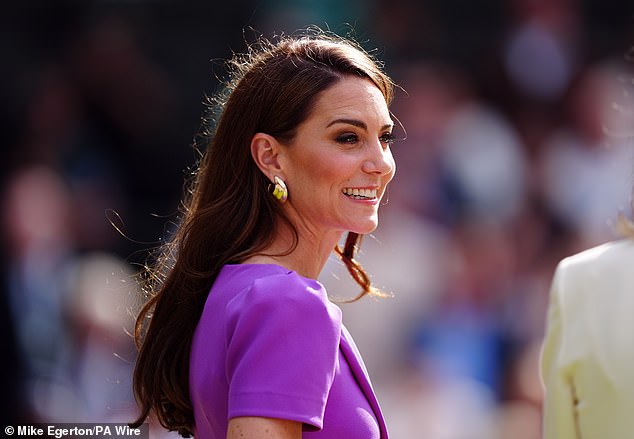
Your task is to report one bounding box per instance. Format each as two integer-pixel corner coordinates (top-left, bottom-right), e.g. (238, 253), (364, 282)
(272, 176), (288, 203)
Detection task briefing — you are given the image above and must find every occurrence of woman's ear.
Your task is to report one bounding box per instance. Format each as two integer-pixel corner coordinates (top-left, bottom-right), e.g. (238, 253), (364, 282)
(250, 133), (284, 180)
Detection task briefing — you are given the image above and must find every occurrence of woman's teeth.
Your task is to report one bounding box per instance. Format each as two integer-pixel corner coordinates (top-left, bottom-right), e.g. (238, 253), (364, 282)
(343, 188), (377, 200)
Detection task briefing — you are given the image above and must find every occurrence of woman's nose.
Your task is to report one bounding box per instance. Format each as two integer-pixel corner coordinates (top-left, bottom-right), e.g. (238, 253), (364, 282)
(362, 143), (395, 176)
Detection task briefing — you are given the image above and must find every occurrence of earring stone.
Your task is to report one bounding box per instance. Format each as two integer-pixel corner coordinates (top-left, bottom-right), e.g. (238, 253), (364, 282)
(272, 176), (288, 202)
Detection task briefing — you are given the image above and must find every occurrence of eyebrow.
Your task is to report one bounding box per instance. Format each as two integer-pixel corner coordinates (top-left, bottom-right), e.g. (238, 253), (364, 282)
(327, 118), (393, 131)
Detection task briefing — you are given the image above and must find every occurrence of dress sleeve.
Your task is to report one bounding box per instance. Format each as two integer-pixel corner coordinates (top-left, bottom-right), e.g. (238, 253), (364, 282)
(224, 273), (342, 430)
(540, 261), (579, 439)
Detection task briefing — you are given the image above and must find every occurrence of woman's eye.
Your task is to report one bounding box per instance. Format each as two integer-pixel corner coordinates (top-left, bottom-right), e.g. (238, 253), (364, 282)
(336, 133), (359, 144)
(379, 132), (396, 145)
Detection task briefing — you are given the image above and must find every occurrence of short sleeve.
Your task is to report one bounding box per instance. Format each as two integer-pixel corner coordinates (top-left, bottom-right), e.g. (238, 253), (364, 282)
(224, 273), (342, 429)
(540, 261), (579, 439)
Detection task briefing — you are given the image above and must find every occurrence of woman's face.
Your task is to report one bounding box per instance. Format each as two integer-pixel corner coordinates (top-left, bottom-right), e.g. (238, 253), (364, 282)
(280, 76), (396, 236)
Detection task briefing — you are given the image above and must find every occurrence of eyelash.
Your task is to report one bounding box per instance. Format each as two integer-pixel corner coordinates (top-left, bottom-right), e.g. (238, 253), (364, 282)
(335, 133), (359, 144)
(335, 132), (395, 146)
(380, 132), (396, 145)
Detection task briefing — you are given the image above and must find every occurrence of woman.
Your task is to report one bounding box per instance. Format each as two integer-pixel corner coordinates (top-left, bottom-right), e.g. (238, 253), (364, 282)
(131, 31), (396, 439)
(541, 219), (634, 438)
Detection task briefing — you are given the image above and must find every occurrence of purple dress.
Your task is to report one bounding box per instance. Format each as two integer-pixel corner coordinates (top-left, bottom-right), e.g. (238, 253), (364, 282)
(189, 264), (389, 438)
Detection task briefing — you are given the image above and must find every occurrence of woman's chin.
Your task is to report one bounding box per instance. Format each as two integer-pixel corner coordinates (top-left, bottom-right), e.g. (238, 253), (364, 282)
(349, 218), (379, 235)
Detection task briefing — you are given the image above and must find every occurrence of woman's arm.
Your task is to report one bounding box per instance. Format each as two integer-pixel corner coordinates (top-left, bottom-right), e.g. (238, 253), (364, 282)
(227, 417), (301, 439)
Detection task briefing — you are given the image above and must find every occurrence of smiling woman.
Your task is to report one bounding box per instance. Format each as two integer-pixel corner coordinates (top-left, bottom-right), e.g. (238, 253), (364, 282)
(251, 76), (395, 260)
(130, 30), (397, 439)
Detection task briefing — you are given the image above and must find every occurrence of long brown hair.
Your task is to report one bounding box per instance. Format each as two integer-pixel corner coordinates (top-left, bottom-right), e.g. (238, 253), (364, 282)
(131, 30), (395, 437)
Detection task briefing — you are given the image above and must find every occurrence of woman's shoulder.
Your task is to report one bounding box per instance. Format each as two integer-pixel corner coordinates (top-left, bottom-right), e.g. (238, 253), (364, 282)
(552, 239), (634, 303)
(219, 264), (325, 298)
(219, 265), (343, 346)
(558, 239), (634, 272)
(219, 264), (341, 319)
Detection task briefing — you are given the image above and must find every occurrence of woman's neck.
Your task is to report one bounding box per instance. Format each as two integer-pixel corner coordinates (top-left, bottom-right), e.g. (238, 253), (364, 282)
(243, 222), (342, 279)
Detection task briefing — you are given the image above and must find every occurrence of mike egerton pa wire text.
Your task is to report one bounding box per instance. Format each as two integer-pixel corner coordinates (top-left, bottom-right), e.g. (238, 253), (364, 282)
(4, 424), (149, 439)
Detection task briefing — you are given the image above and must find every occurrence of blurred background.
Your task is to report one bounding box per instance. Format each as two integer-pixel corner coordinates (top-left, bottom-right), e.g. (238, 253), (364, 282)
(1, 0), (633, 437)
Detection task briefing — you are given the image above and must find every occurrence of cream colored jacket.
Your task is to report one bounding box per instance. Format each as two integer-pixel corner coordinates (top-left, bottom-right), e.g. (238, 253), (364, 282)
(541, 240), (634, 439)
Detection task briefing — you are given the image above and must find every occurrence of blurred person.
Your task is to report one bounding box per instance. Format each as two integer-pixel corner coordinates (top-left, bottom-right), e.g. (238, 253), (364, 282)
(503, 0), (582, 103)
(537, 61), (633, 247)
(387, 61), (471, 221)
(439, 102), (529, 225)
(413, 220), (515, 397)
(1, 165), (76, 420)
(540, 62), (634, 438)
(131, 31), (397, 438)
